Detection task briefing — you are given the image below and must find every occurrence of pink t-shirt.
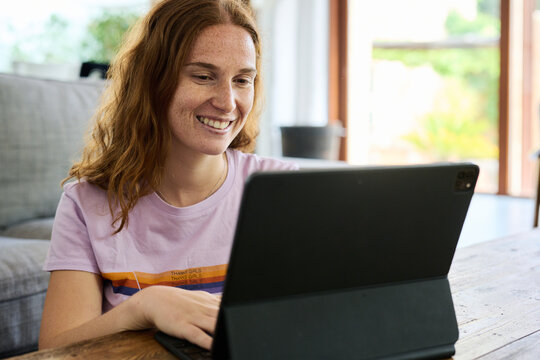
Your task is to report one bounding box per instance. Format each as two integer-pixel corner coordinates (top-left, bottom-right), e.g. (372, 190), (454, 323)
(44, 149), (298, 311)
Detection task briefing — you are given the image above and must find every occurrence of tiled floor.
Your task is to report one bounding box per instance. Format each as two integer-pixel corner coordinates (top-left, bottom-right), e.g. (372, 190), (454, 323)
(458, 193), (535, 248)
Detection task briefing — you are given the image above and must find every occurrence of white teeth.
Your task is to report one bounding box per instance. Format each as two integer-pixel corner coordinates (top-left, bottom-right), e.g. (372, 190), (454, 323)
(197, 116), (230, 130)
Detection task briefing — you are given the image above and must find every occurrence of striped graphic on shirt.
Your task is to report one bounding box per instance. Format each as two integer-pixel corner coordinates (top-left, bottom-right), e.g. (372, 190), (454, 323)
(101, 264), (227, 296)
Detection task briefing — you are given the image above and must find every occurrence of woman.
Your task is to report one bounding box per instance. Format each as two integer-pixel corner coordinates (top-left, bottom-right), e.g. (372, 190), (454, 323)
(39, 0), (297, 351)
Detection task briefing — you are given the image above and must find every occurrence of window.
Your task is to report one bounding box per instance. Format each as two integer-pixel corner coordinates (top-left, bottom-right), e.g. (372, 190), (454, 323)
(0, 0), (149, 79)
(348, 0), (500, 193)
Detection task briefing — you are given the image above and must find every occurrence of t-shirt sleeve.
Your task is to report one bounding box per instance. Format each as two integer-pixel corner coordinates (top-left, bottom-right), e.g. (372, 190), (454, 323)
(43, 190), (100, 274)
(258, 157), (300, 172)
(231, 150), (300, 181)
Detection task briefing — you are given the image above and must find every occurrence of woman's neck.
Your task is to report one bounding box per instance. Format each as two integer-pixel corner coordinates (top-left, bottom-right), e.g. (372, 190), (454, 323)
(156, 150), (228, 207)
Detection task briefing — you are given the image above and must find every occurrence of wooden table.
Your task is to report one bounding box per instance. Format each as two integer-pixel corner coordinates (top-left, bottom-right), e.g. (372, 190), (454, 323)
(449, 229), (540, 359)
(10, 230), (540, 360)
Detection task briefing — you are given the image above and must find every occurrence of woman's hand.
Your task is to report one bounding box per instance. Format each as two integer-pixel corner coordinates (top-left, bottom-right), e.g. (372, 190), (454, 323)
(128, 285), (221, 350)
(40, 271), (221, 350)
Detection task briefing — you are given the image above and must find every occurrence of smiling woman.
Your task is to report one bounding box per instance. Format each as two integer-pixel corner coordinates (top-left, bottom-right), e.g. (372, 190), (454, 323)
(38, 0), (298, 352)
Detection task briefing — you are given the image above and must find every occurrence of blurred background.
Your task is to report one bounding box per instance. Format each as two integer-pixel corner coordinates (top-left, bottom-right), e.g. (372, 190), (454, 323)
(1, 0), (539, 198)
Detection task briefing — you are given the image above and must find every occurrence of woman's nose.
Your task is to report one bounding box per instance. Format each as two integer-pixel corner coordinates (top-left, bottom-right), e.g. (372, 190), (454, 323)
(211, 82), (236, 113)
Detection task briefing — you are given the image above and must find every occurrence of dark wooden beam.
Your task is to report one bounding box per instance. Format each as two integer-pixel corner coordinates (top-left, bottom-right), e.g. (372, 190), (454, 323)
(499, 0), (510, 194)
(328, 0), (348, 161)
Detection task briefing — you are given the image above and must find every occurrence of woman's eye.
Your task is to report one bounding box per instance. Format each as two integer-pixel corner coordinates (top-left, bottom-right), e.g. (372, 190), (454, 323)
(235, 78), (253, 86)
(193, 74), (212, 81)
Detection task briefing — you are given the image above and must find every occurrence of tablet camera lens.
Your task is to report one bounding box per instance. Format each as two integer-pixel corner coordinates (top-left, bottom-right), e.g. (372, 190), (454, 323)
(455, 170), (476, 192)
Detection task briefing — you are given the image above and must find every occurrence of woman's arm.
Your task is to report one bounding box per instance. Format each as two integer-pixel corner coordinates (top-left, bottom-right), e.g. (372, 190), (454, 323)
(39, 270), (220, 350)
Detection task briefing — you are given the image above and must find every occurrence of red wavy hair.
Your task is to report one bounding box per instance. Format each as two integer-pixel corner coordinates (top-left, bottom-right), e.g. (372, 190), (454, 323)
(65, 0), (262, 233)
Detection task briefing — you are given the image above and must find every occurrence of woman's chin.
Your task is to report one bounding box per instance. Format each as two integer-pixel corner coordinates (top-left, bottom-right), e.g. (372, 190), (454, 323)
(195, 142), (232, 156)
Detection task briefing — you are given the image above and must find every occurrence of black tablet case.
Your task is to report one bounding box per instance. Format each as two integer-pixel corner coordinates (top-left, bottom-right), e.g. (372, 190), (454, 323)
(159, 163), (479, 360)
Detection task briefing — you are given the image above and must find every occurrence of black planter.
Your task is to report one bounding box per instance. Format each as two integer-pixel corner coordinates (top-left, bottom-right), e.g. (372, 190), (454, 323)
(80, 62), (109, 79)
(280, 125), (344, 160)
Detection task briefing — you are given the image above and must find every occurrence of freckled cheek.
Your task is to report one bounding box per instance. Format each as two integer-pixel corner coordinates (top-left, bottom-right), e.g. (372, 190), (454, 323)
(170, 83), (209, 111)
(169, 96), (204, 120)
(239, 92), (255, 120)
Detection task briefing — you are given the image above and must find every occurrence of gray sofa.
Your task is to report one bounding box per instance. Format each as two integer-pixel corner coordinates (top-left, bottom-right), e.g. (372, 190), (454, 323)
(0, 73), (105, 358)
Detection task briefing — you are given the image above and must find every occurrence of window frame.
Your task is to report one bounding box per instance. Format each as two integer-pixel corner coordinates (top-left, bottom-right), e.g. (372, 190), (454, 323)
(330, 0), (536, 195)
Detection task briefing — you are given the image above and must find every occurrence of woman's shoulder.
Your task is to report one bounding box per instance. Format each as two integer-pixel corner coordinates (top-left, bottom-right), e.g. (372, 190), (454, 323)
(62, 179), (107, 204)
(53, 180), (111, 235)
(229, 149), (299, 173)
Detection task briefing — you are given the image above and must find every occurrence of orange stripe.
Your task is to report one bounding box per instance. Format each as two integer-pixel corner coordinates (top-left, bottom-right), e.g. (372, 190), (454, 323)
(103, 264), (228, 287)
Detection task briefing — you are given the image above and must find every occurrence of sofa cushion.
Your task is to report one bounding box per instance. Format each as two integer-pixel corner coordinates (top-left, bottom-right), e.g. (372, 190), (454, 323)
(0, 218), (55, 240)
(0, 237), (50, 358)
(0, 74), (105, 229)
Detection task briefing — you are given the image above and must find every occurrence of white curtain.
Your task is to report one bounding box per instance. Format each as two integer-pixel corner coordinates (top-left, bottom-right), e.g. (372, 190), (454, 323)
(253, 0), (329, 157)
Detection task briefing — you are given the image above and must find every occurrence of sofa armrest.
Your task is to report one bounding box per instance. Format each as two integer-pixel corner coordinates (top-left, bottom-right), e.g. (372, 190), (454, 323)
(0, 237), (50, 358)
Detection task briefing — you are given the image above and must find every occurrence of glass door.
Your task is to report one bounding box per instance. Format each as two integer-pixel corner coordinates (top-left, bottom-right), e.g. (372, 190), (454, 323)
(348, 0), (500, 193)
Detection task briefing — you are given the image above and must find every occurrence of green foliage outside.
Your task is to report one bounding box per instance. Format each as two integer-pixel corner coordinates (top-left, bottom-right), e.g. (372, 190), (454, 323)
(11, 14), (77, 63)
(81, 11), (140, 64)
(444, 10), (499, 36)
(372, 0), (500, 160)
(8, 10), (140, 66)
(402, 79), (498, 159)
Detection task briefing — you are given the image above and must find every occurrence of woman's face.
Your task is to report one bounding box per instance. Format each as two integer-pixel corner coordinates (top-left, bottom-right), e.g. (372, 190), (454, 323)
(167, 24), (257, 157)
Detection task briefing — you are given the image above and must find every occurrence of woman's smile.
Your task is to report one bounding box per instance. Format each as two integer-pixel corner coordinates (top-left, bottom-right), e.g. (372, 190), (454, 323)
(196, 115), (234, 131)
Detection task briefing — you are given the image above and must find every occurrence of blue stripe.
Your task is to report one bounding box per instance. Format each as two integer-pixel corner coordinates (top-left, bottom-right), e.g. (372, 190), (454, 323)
(176, 281), (224, 291)
(203, 286), (224, 294)
(112, 286), (140, 296)
(111, 281), (224, 296)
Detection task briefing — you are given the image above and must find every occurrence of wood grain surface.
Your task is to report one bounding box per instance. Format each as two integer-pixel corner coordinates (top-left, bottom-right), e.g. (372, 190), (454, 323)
(9, 330), (175, 360)
(450, 229), (540, 359)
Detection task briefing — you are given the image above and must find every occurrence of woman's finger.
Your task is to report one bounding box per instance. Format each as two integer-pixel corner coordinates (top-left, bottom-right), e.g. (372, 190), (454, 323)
(195, 313), (218, 335)
(181, 324), (214, 350)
